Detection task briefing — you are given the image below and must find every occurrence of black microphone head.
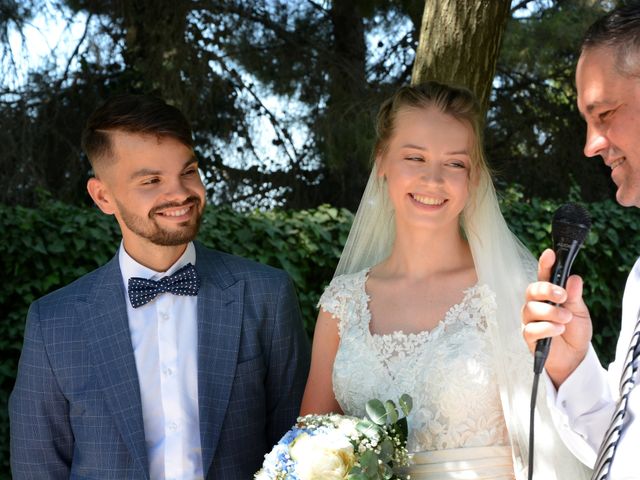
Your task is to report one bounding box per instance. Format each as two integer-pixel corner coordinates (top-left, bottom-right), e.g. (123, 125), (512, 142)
(551, 202), (591, 247)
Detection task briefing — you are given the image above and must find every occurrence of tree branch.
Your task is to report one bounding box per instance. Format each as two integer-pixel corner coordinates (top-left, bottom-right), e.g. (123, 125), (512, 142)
(210, 51), (304, 171)
(57, 13), (92, 88)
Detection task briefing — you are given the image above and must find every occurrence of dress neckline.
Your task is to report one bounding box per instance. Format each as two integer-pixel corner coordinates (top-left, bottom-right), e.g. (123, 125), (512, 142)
(359, 268), (481, 341)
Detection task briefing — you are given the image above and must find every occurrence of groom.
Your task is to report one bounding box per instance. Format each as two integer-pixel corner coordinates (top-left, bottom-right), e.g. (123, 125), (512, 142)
(9, 94), (310, 479)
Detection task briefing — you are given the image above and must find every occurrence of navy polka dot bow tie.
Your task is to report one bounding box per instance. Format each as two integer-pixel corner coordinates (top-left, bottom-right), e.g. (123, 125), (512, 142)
(127, 263), (200, 308)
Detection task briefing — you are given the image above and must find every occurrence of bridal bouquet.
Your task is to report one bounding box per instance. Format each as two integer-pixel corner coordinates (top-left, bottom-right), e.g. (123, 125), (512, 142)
(255, 395), (412, 480)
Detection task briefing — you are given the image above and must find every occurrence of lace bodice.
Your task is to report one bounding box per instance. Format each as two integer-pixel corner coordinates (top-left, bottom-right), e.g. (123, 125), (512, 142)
(319, 269), (510, 453)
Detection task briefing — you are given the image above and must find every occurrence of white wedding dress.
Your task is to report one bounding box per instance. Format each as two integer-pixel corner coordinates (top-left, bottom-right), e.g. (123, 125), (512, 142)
(320, 269), (516, 479)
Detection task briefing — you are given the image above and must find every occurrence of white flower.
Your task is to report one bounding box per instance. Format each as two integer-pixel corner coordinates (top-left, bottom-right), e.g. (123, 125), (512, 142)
(336, 417), (358, 437)
(289, 430), (355, 480)
(254, 469), (270, 480)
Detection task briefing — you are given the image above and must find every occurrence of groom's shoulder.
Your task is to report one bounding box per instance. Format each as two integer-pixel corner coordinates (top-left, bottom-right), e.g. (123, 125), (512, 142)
(34, 255), (117, 311)
(195, 242), (290, 285)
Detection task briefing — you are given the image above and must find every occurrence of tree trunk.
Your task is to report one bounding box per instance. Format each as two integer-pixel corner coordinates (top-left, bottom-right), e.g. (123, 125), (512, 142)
(412, 0), (511, 114)
(315, 0), (371, 210)
(120, 0), (192, 109)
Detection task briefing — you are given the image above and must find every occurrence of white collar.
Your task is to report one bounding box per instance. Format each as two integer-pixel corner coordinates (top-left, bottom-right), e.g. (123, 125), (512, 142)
(118, 242), (196, 293)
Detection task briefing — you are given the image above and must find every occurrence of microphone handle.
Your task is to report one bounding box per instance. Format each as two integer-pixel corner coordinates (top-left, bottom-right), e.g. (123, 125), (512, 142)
(533, 240), (580, 374)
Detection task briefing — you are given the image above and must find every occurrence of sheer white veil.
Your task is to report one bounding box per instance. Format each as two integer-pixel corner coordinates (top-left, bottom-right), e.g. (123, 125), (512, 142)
(332, 88), (592, 479)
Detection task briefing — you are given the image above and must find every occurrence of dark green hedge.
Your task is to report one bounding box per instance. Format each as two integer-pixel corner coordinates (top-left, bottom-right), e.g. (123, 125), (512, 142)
(1, 194), (637, 475)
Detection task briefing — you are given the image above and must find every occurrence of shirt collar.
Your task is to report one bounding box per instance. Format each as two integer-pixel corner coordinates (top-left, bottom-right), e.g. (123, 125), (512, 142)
(118, 242), (196, 293)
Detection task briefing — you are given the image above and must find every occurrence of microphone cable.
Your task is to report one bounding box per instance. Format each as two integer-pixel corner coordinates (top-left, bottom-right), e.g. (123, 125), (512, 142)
(528, 362), (544, 480)
(527, 203), (590, 480)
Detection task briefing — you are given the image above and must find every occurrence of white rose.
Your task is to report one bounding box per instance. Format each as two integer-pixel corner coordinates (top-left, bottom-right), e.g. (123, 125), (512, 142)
(289, 431), (355, 480)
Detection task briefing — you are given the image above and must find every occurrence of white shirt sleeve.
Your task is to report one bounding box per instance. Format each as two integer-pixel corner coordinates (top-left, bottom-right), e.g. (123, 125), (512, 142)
(543, 256), (640, 476)
(543, 345), (615, 467)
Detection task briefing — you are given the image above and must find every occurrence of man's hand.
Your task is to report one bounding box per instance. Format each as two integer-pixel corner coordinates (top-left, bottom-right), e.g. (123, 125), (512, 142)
(522, 248), (593, 388)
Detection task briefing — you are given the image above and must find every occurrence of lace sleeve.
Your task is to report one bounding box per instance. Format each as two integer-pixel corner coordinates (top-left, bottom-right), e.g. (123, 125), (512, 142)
(317, 271), (366, 337)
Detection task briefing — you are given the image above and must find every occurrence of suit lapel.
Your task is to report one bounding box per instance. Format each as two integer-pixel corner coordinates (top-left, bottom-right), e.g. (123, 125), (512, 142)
(195, 244), (244, 475)
(82, 255), (149, 479)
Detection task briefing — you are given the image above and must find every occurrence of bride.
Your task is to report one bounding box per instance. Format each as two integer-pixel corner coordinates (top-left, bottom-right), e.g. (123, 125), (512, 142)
(300, 81), (591, 479)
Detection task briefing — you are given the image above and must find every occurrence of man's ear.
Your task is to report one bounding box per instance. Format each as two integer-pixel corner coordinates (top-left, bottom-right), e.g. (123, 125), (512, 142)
(87, 177), (116, 215)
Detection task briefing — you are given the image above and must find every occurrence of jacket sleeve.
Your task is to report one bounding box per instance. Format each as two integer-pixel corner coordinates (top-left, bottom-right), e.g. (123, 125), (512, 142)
(9, 301), (73, 479)
(264, 275), (311, 445)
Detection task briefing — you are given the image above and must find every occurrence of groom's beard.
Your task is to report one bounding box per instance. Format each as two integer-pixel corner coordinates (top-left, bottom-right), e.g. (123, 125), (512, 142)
(117, 196), (204, 246)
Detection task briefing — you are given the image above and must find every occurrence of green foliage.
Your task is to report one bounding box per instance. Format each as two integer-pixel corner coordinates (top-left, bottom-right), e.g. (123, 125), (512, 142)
(365, 396), (411, 429)
(351, 396), (412, 479)
(1, 194), (637, 474)
(197, 204), (353, 333)
(0, 200), (121, 478)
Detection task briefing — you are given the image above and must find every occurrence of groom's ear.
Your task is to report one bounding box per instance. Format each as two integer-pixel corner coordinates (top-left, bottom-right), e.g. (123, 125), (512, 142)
(87, 177), (116, 215)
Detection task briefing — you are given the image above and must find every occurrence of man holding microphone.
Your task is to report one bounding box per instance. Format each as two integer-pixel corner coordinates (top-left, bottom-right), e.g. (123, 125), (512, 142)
(522, 4), (640, 479)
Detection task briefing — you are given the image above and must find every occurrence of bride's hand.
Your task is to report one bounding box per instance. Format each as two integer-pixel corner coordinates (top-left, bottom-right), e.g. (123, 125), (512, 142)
(521, 248), (593, 388)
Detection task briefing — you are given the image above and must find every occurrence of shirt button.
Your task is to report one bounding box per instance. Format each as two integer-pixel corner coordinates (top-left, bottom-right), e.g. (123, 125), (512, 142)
(163, 367), (173, 377)
(159, 311), (169, 321)
(168, 422), (178, 432)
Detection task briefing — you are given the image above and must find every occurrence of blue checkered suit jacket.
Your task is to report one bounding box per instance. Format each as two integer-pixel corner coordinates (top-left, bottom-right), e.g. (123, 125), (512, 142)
(9, 242), (310, 479)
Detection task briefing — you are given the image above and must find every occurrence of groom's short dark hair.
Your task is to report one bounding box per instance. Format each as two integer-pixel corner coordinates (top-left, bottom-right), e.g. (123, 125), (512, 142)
(82, 94), (194, 172)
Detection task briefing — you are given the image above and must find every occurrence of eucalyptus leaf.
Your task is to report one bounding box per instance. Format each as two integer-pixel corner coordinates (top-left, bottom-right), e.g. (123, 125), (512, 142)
(384, 400), (398, 424)
(399, 394), (413, 416)
(356, 419), (382, 438)
(366, 399), (387, 425)
(379, 438), (394, 462)
(358, 450), (379, 474)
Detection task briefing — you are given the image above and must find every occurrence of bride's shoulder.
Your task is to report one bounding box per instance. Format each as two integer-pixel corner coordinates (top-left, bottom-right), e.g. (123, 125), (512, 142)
(328, 268), (368, 288)
(318, 269), (369, 311)
(464, 283), (498, 320)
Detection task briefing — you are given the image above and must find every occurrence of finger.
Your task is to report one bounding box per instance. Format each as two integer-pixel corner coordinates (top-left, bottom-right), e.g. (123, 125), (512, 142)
(562, 275), (592, 328)
(525, 280), (567, 304)
(522, 299), (572, 326)
(537, 249), (556, 282)
(564, 274), (584, 306)
(522, 319), (566, 346)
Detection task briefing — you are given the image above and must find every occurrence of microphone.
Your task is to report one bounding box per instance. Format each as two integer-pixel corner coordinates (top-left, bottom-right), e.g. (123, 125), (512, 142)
(533, 203), (591, 374)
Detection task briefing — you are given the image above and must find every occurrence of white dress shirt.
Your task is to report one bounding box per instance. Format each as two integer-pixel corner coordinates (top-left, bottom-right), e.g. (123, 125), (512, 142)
(119, 242), (203, 480)
(546, 256), (640, 479)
